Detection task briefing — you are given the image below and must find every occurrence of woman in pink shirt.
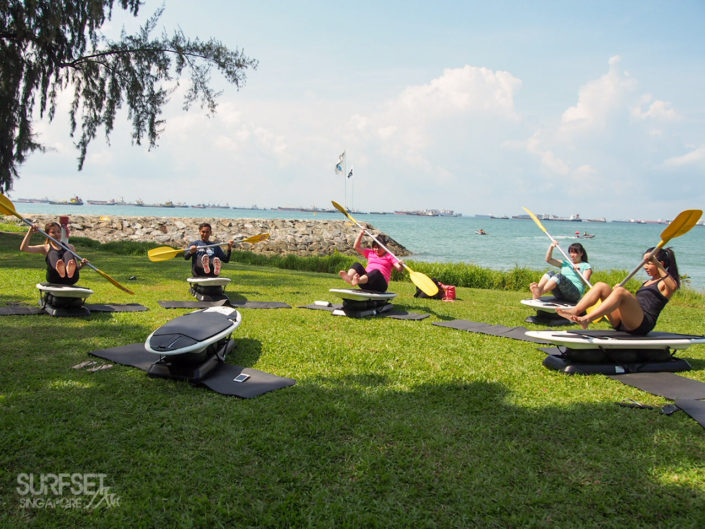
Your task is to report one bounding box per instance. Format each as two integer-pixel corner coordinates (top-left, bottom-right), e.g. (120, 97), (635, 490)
(339, 230), (403, 292)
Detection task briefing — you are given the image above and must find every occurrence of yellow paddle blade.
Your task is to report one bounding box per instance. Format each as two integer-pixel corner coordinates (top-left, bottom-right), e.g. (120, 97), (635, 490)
(147, 246), (183, 262)
(244, 233), (269, 244)
(0, 193), (22, 218)
(620, 208), (703, 286)
(95, 268), (135, 295)
(408, 268), (439, 297)
(331, 200), (358, 224)
(661, 209), (702, 242)
(522, 206), (549, 235)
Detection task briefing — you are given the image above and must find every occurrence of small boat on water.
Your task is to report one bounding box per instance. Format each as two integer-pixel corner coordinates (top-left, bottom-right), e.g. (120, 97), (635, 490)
(575, 231), (595, 239)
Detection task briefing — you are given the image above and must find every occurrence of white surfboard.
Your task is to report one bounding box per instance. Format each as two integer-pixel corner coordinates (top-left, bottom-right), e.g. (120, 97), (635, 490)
(520, 298), (575, 313)
(329, 288), (397, 302)
(36, 283), (93, 298)
(525, 329), (705, 351)
(145, 306), (242, 356)
(187, 277), (231, 288)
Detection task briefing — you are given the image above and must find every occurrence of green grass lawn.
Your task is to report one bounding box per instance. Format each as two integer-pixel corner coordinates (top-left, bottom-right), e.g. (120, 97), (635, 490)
(1, 230), (705, 528)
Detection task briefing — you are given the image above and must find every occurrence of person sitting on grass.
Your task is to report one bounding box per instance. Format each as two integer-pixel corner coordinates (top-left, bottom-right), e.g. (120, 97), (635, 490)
(556, 247), (679, 335)
(185, 222), (235, 277)
(20, 222), (87, 285)
(339, 229), (403, 293)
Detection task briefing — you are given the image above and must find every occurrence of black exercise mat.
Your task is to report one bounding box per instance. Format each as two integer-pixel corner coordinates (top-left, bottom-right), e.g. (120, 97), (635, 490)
(199, 363), (296, 398)
(88, 343), (294, 397)
(159, 299), (290, 309)
(433, 319), (550, 343)
(158, 300), (229, 309)
(607, 372), (705, 401)
(90, 343), (156, 371)
(299, 303), (428, 320)
(85, 303), (149, 313)
(673, 399), (705, 429)
(0, 304), (44, 316)
(227, 300), (291, 309)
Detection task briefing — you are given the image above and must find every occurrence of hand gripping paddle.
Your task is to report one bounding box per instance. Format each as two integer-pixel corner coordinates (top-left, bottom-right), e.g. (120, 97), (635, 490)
(331, 200), (439, 297)
(147, 233), (270, 262)
(0, 193), (134, 294)
(619, 209), (702, 287)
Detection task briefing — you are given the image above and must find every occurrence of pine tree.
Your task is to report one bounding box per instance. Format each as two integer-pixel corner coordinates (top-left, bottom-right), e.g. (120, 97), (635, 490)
(0, 0), (258, 192)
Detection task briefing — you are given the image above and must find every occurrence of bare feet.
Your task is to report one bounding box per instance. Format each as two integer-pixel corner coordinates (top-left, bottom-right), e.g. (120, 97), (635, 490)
(556, 308), (589, 328)
(56, 259), (66, 278)
(339, 270), (352, 285)
(66, 259), (76, 278)
(529, 282), (541, 299)
(213, 257), (221, 276)
(202, 255), (210, 274)
(351, 273), (360, 287)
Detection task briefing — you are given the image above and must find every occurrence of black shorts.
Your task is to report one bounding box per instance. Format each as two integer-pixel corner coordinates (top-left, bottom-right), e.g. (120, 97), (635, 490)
(351, 262), (388, 292)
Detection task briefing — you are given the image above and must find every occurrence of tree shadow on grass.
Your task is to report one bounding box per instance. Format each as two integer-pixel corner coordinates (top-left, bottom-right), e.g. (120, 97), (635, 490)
(3, 372), (705, 528)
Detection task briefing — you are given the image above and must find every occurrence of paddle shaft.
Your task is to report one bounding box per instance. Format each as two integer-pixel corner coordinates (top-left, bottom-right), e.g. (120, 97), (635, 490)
(18, 215), (101, 274)
(618, 209), (702, 287)
(543, 237), (592, 288)
(347, 217), (404, 269)
(523, 207), (592, 288)
(619, 243), (664, 287)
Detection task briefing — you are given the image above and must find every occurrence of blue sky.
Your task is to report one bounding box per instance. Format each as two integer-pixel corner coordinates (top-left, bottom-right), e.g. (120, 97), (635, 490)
(11, 1), (705, 219)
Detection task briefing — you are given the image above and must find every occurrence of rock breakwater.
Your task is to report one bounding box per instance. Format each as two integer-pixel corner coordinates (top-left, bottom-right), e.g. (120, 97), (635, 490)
(2, 214), (409, 257)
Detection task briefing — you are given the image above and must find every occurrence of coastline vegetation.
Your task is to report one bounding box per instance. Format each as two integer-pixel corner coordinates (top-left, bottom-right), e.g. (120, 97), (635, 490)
(1, 229), (705, 527)
(2, 222), (701, 301)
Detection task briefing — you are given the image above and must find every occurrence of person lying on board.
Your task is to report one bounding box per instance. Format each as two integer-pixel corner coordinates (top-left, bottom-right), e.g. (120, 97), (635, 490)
(185, 222), (234, 277)
(556, 247), (679, 335)
(338, 229), (404, 293)
(530, 241), (592, 302)
(20, 222), (87, 285)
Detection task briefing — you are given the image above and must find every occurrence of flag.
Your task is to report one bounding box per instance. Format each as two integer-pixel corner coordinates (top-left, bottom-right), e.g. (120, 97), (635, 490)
(347, 166), (353, 179)
(334, 151), (345, 175)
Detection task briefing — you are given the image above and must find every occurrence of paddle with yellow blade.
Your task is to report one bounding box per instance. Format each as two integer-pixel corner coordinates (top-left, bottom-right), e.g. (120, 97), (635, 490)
(522, 206), (602, 319)
(619, 209), (702, 287)
(331, 200), (439, 297)
(0, 193), (135, 295)
(147, 233), (270, 262)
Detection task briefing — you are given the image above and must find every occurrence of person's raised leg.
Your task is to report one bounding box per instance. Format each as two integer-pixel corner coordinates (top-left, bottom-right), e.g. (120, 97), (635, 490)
(353, 273), (368, 287)
(339, 268), (355, 285)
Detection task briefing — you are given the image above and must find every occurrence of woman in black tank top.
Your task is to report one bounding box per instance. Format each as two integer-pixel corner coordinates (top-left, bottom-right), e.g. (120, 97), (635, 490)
(556, 247), (679, 335)
(19, 221), (87, 285)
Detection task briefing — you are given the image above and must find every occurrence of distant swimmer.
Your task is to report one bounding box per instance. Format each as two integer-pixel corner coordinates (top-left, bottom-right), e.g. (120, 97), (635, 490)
(476, 229), (487, 235)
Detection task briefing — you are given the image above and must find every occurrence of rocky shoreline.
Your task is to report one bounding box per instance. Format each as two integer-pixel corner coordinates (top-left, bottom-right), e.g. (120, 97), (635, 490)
(2, 214), (409, 257)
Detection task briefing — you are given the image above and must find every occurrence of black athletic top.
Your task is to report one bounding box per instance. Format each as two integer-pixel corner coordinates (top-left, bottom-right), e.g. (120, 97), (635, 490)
(618, 277), (670, 335)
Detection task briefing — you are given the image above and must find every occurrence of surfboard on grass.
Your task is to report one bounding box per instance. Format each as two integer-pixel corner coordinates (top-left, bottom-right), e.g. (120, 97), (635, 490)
(520, 297), (575, 313)
(329, 288), (396, 302)
(525, 329), (705, 351)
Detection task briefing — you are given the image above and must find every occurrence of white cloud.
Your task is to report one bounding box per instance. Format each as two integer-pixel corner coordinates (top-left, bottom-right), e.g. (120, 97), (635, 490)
(396, 65), (522, 120)
(632, 96), (679, 121)
(561, 55), (637, 131)
(663, 145), (705, 168)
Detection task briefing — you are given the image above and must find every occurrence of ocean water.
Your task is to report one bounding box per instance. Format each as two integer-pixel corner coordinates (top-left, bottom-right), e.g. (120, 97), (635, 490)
(12, 203), (705, 292)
